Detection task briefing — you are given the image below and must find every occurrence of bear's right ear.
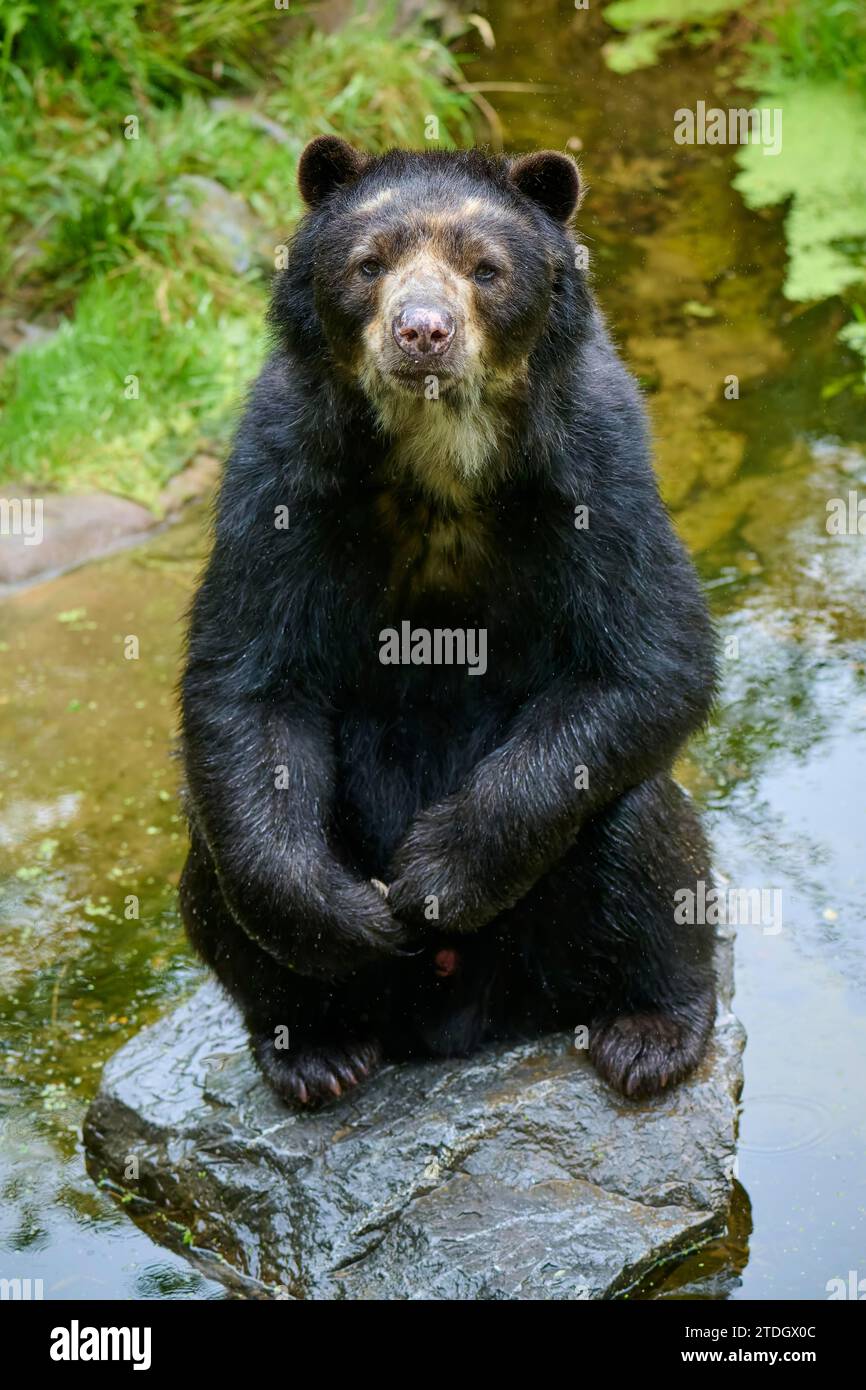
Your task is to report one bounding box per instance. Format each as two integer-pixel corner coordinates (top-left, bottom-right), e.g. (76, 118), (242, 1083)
(297, 136), (367, 208)
(509, 150), (581, 223)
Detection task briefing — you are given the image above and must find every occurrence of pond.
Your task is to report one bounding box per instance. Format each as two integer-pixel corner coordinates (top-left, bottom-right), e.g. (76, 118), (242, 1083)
(1, 1), (865, 1298)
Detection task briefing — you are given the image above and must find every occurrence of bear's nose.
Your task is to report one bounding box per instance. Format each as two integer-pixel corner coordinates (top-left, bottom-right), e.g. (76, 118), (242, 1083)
(392, 304), (455, 359)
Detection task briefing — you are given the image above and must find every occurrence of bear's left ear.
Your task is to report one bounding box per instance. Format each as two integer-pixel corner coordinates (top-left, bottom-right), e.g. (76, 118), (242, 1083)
(298, 136), (367, 208)
(509, 150), (581, 223)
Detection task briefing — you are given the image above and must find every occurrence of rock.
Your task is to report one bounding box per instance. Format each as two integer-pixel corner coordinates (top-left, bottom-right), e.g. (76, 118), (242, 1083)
(84, 931), (744, 1300)
(0, 493), (156, 593)
(167, 176), (274, 275)
(0, 316), (61, 355)
(159, 453), (222, 515)
(208, 99), (295, 147)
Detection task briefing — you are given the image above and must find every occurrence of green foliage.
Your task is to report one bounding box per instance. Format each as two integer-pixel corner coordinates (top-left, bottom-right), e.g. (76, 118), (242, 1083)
(602, 0), (746, 73)
(0, 269), (263, 507)
(733, 83), (866, 302)
(0, 1), (474, 499)
(605, 0), (741, 20)
(737, 3), (866, 382)
(746, 0), (866, 87)
(9, 97), (298, 300)
(0, 0), (272, 104)
(35, 143), (188, 298)
(269, 7), (473, 151)
(603, 25), (677, 74)
(598, 0), (866, 383)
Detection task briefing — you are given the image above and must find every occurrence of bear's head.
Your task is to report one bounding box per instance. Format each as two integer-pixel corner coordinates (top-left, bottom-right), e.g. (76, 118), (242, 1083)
(272, 139), (587, 489)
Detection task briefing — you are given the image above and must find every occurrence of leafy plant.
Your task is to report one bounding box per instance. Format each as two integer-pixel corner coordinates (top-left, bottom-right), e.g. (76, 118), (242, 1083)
(733, 84), (866, 302)
(736, 2), (866, 382)
(601, 0), (747, 74)
(597, 0), (866, 384)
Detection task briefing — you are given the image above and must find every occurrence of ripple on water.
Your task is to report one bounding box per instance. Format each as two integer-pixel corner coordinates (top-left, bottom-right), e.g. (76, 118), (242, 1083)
(739, 1093), (833, 1155)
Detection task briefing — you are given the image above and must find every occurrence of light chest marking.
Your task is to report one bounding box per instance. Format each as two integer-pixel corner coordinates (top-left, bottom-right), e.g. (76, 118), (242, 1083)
(376, 489), (491, 603)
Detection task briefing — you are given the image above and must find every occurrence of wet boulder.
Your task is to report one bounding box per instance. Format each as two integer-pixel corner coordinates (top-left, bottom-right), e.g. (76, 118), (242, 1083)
(84, 933), (743, 1299)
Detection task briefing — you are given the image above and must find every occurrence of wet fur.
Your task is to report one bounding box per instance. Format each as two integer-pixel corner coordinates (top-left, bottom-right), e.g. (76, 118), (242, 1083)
(179, 145), (718, 1106)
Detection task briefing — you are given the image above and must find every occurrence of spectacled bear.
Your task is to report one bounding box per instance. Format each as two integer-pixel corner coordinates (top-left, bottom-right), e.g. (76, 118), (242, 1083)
(179, 137), (718, 1107)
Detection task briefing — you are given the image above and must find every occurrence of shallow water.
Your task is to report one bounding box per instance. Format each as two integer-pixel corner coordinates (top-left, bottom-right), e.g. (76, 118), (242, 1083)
(471, 1), (866, 1297)
(0, 512), (222, 1296)
(1, 4), (865, 1299)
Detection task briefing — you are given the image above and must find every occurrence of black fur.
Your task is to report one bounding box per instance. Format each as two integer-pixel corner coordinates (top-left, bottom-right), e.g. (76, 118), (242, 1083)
(179, 145), (718, 1106)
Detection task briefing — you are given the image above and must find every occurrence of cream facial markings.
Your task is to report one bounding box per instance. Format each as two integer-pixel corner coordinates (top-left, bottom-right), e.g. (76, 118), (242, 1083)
(355, 187), (396, 214)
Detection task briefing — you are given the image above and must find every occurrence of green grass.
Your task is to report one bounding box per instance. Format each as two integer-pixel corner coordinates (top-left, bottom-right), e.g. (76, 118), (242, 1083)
(0, 1), (474, 504)
(269, 9), (474, 152)
(0, 0), (272, 104)
(0, 270), (264, 507)
(746, 0), (866, 87)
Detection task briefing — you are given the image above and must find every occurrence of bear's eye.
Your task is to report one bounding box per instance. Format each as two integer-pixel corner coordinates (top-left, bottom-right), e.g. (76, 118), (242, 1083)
(473, 262), (499, 284)
(358, 259), (383, 280)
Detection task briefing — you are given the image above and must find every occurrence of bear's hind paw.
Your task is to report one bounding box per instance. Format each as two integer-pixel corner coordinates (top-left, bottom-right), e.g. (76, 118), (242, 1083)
(253, 1036), (382, 1107)
(589, 1001), (713, 1100)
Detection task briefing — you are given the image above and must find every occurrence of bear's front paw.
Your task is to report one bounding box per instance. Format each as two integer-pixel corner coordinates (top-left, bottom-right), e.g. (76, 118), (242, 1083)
(253, 1035), (382, 1107)
(387, 866), (479, 934)
(264, 870), (409, 977)
(589, 1004), (713, 1100)
(387, 811), (492, 932)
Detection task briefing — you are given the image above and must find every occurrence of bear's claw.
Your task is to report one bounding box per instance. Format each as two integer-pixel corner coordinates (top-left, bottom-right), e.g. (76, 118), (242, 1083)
(589, 1006), (712, 1100)
(254, 1036), (383, 1107)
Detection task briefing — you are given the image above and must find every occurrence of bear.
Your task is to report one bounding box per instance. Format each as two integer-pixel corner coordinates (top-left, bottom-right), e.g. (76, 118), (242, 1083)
(178, 137), (718, 1107)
